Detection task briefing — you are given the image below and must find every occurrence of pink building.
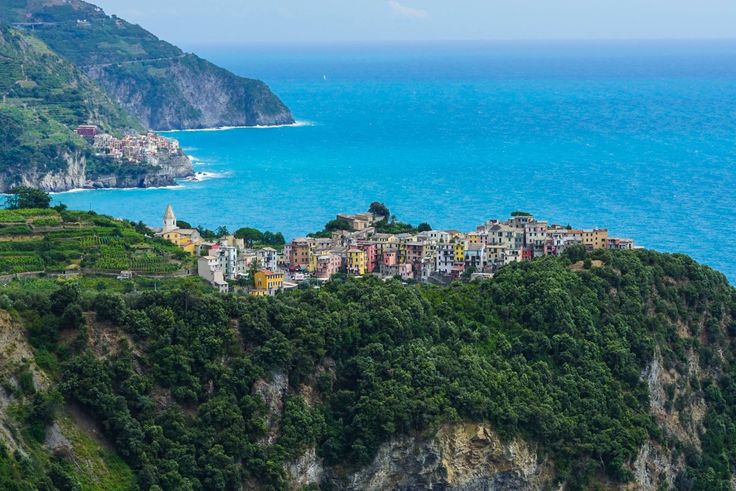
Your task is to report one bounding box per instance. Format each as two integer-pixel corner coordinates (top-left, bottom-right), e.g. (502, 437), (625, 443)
(316, 254), (342, 279)
(381, 262), (413, 281)
(382, 251), (398, 266)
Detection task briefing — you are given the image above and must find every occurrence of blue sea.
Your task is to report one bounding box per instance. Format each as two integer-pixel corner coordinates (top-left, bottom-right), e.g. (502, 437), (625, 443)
(54, 41), (736, 281)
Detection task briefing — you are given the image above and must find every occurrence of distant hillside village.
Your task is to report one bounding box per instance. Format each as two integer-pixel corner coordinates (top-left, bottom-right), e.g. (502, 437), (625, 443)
(75, 125), (183, 166)
(155, 204), (637, 296)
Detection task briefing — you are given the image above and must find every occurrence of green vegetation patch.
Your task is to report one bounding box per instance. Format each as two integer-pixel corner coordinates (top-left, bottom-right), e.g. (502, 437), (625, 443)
(1, 247), (730, 489)
(57, 414), (135, 491)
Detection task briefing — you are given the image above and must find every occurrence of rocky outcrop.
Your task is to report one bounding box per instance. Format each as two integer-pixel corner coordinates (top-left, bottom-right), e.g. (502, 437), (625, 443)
(2, 150), (88, 193)
(322, 424), (555, 490)
(0, 149), (193, 193)
(0, 309), (49, 453)
(286, 447), (324, 490)
(253, 371), (289, 445)
(86, 152), (193, 190)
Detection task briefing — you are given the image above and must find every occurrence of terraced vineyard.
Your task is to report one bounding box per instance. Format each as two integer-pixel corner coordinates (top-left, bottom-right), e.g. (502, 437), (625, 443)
(0, 252), (44, 273)
(0, 208), (189, 275)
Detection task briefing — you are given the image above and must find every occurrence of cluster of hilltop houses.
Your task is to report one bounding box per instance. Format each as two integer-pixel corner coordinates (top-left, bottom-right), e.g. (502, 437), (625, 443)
(75, 125), (181, 165)
(154, 205), (637, 295)
(284, 212), (636, 283)
(156, 205), (286, 295)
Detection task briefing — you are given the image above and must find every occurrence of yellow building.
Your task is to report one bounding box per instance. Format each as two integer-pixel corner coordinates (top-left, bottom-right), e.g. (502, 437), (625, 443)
(253, 269), (284, 295)
(453, 240), (466, 262)
(162, 229), (200, 254)
(308, 251), (318, 273)
(346, 249), (367, 276)
(466, 232), (481, 244)
(160, 205), (201, 255)
(582, 229), (609, 250)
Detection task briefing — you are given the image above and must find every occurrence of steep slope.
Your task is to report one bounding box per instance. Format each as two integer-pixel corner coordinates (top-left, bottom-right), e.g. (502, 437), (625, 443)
(0, 24), (139, 132)
(1, 246), (734, 489)
(0, 0), (295, 130)
(0, 308), (136, 489)
(0, 24), (192, 192)
(0, 207), (192, 276)
(0, 23), (128, 191)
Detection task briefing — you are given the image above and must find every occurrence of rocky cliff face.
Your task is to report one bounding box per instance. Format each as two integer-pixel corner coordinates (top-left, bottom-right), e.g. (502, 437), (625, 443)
(86, 152), (193, 190)
(90, 54), (294, 131)
(286, 422), (682, 491)
(277, 340), (719, 491)
(0, 150), (193, 193)
(1, 150), (88, 193)
(321, 424), (555, 491)
(0, 309), (49, 452)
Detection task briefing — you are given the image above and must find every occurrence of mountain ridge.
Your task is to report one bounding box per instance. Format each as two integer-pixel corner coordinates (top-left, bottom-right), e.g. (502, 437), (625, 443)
(0, 0), (294, 130)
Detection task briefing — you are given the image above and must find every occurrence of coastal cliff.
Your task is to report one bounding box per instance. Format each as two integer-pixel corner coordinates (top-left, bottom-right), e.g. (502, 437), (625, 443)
(315, 424), (554, 490)
(84, 151), (193, 190)
(89, 54), (294, 131)
(0, 0), (294, 191)
(0, 0), (295, 131)
(0, 148), (192, 193)
(0, 22), (195, 192)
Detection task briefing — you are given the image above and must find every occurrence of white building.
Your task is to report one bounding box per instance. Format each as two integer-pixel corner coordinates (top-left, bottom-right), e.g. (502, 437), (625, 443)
(464, 243), (487, 272)
(436, 241), (455, 276)
(198, 256), (229, 293)
(256, 247), (279, 271)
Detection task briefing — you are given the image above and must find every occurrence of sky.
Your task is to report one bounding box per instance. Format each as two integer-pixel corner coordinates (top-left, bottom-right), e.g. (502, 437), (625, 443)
(91, 0), (736, 46)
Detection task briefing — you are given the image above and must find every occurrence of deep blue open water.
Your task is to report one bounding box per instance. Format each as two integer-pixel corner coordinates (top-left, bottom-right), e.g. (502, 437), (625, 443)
(53, 41), (736, 281)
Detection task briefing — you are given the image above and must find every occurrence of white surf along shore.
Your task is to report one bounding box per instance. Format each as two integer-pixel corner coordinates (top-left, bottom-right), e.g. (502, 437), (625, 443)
(49, 120), (299, 195)
(159, 120), (314, 133)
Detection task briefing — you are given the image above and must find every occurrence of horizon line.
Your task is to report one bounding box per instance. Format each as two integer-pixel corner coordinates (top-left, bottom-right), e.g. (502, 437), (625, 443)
(179, 36), (736, 48)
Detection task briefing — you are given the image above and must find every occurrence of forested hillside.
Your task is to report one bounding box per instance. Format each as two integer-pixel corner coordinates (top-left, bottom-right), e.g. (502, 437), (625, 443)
(1, 246), (734, 489)
(0, 0), (295, 130)
(0, 23), (142, 191)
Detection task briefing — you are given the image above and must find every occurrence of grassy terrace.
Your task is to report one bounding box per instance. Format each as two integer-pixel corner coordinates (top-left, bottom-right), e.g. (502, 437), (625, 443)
(0, 208), (191, 275)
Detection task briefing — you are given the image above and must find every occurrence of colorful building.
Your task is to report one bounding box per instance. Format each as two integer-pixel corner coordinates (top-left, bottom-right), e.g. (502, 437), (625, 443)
(357, 242), (377, 273)
(465, 243), (486, 271)
(453, 239), (466, 263)
(582, 229), (609, 250)
(346, 249), (367, 275)
(289, 238), (312, 270)
(316, 253), (342, 279)
(253, 269), (285, 295)
(159, 205), (202, 255)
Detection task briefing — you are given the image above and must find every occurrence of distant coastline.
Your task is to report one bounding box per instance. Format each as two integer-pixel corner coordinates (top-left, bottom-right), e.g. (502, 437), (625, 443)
(159, 120), (315, 133)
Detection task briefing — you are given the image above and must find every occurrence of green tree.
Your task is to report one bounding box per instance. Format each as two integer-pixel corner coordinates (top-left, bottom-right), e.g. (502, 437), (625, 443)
(262, 231), (285, 246)
(235, 228), (263, 246)
(4, 187), (51, 209)
(324, 219), (352, 232)
(368, 202), (390, 221)
(417, 222), (432, 232)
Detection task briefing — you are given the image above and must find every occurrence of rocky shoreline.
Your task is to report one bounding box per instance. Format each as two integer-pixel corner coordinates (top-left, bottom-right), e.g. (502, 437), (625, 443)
(0, 151), (193, 193)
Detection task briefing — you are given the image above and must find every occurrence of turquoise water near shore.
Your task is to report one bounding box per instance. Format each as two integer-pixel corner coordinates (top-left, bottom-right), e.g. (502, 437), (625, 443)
(54, 41), (736, 281)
